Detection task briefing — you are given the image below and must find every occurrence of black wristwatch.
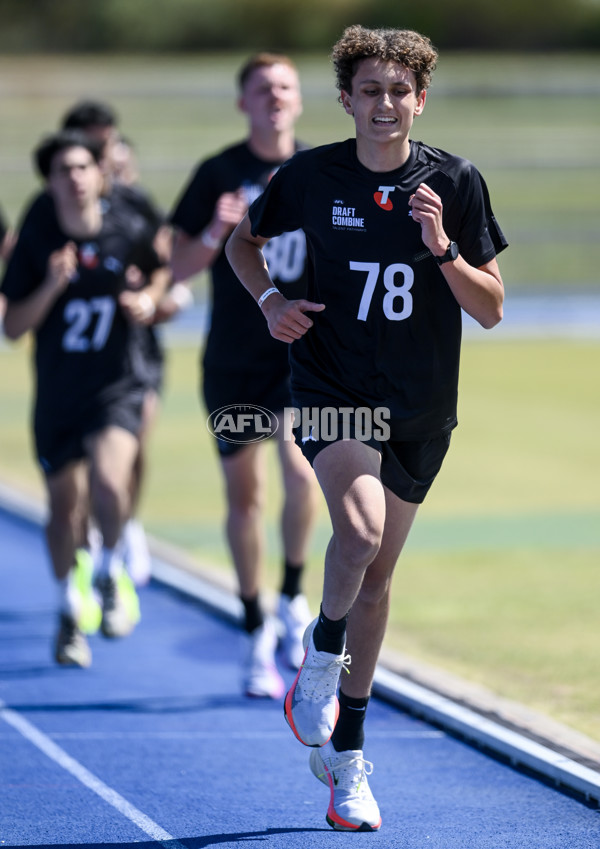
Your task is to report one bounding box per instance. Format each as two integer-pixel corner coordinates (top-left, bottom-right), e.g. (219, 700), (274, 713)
(434, 241), (459, 265)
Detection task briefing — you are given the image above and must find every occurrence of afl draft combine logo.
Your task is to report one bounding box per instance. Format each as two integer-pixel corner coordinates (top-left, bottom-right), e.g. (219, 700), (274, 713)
(207, 404), (279, 445)
(374, 185), (396, 211)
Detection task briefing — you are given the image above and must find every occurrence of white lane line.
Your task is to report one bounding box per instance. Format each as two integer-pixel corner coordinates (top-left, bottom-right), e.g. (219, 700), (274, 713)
(0, 701), (188, 849)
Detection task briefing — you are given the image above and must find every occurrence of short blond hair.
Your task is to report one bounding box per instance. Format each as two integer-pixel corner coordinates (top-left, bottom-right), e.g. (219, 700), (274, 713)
(331, 25), (438, 96)
(237, 52), (298, 92)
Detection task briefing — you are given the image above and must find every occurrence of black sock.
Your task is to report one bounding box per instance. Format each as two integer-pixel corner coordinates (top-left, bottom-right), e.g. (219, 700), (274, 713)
(331, 691), (369, 753)
(240, 594), (263, 634)
(313, 604), (348, 654)
(280, 560), (303, 599)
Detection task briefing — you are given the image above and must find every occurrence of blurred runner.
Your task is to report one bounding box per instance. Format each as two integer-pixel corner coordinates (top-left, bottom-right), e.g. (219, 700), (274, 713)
(1, 130), (169, 665)
(61, 100), (173, 587)
(170, 53), (318, 699)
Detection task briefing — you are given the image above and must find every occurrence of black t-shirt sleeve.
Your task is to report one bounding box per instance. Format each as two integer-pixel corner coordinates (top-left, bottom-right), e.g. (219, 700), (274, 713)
(110, 183), (165, 233)
(102, 203), (165, 281)
(474, 171), (509, 257)
(441, 159), (508, 267)
(127, 219), (164, 277)
(126, 186), (164, 231)
(0, 218), (45, 302)
(248, 153), (306, 239)
(169, 159), (222, 237)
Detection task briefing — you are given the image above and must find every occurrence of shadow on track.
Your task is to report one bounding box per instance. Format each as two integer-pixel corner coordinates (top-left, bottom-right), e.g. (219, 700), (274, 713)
(9, 828), (332, 849)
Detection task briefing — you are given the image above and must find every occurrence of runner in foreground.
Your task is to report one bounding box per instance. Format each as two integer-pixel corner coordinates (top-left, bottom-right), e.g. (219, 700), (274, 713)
(226, 25), (507, 831)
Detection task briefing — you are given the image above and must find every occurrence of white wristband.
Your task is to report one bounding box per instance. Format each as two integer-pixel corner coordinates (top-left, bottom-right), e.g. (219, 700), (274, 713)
(257, 287), (280, 309)
(138, 291), (156, 320)
(200, 228), (223, 250)
(169, 282), (194, 311)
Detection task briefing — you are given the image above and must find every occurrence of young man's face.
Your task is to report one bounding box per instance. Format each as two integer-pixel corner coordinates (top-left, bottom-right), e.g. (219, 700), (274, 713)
(239, 62), (302, 135)
(341, 57), (426, 150)
(47, 146), (103, 211)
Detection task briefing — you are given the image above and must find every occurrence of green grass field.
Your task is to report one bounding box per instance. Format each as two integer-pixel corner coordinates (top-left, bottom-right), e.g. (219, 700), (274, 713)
(1, 53), (599, 741)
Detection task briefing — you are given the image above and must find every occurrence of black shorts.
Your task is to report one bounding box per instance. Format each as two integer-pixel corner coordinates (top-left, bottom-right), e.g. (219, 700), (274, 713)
(34, 392), (143, 476)
(132, 325), (165, 394)
(294, 403), (451, 504)
(203, 367), (292, 458)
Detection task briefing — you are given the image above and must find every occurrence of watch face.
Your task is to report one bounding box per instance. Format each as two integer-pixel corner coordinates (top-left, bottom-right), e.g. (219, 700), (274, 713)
(437, 241), (458, 264)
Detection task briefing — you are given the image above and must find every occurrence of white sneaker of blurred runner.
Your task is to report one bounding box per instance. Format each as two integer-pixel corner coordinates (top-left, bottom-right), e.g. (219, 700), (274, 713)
(121, 518), (152, 586)
(86, 523), (102, 569)
(94, 573), (137, 638)
(278, 593), (312, 669)
(244, 618), (285, 699)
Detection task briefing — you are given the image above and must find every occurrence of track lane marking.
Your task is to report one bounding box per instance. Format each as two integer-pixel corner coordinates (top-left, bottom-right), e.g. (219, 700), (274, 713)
(0, 700), (189, 848)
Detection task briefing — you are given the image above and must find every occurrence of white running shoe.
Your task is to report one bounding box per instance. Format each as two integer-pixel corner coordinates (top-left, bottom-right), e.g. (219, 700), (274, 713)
(94, 574), (137, 638)
(244, 619), (285, 699)
(121, 519), (152, 586)
(309, 741), (382, 831)
(277, 593), (311, 669)
(284, 618), (350, 747)
(54, 614), (92, 668)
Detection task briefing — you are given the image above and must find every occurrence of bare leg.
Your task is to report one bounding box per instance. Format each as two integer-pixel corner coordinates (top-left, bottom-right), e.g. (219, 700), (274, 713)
(45, 460), (95, 666)
(84, 426), (141, 638)
(343, 487), (418, 698)
(221, 442), (286, 698)
(129, 388), (159, 516)
(284, 440), (388, 747)
(86, 426), (139, 549)
(221, 443), (266, 599)
(274, 413), (318, 666)
(313, 440), (419, 696)
(45, 460), (90, 580)
(313, 440), (386, 620)
(275, 410), (318, 565)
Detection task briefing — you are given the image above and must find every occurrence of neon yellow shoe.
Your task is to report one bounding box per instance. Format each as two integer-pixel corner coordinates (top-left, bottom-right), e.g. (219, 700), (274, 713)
(73, 549), (102, 635)
(116, 568), (141, 626)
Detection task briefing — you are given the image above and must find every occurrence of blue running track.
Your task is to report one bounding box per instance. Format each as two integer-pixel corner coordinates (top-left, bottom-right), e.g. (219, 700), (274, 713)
(1, 503), (599, 848)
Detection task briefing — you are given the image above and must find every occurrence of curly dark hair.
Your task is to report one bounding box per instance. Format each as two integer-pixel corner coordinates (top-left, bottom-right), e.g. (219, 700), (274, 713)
(331, 25), (438, 96)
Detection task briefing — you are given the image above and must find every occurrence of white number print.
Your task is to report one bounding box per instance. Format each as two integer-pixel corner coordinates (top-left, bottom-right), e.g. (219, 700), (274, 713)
(262, 230), (306, 284)
(62, 297), (116, 352)
(350, 260), (414, 322)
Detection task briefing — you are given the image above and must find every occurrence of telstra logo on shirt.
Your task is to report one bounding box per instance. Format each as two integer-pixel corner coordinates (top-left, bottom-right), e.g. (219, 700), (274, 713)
(78, 242), (100, 269)
(373, 186), (396, 211)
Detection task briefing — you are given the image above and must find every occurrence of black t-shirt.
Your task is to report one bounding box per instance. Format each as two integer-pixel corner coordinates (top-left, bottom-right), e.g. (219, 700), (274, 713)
(249, 138), (508, 439)
(108, 181), (165, 232)
(1, 192), (162, 423)
(102, 182), (166, 384)
(170, 141), (307, 372)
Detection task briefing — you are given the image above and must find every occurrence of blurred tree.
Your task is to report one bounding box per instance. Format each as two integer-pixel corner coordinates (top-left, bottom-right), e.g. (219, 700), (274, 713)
(0, 0), (598, 50)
